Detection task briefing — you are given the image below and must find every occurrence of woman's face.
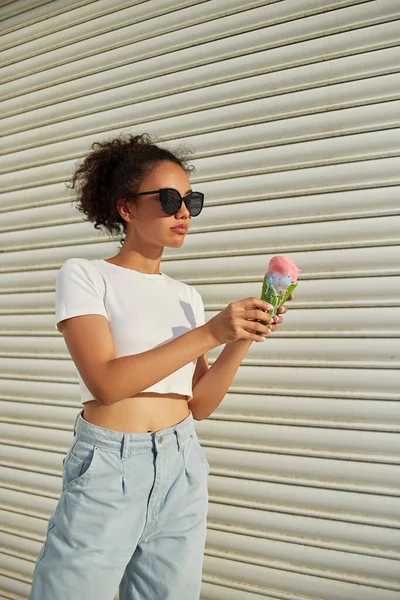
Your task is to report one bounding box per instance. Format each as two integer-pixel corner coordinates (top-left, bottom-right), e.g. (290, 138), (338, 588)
(126, 161), (193, 248)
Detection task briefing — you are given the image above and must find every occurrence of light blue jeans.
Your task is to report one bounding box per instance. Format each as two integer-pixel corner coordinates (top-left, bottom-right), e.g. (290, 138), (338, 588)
(29, 409), (210, 600)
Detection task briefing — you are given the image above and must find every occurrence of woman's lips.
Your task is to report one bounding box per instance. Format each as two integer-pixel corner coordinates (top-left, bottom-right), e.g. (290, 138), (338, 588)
(171, 226), (187, 234)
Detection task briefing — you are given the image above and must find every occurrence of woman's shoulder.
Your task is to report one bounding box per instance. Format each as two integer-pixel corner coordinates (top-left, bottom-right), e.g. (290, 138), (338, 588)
(59, 256), (90, 268)
(57, 257), (105, 288)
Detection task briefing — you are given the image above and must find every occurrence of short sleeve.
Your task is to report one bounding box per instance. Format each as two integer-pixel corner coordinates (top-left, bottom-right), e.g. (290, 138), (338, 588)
(192, 288), (205, 327)
(55, 258), (108, 332)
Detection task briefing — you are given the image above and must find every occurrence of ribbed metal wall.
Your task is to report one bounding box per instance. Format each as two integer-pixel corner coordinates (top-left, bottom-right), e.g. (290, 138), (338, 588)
(1, 1), (400, 598)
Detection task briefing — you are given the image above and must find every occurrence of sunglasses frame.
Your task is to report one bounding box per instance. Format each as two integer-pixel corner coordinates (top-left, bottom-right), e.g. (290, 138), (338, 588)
(124, 188), (204, 217)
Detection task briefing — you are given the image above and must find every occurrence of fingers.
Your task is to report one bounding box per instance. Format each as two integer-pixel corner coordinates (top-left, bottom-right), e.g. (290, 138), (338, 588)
(277, 305), (288, 315)
(248, 298), (273, 311)
(270, 314), (283, 330)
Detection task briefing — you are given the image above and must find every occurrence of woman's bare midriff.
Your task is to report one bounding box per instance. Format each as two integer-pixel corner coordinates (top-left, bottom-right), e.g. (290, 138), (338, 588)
(82, 392), (191, 433)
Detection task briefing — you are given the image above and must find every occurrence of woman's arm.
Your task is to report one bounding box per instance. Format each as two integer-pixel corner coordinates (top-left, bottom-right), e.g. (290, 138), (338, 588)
(104, 324), (221, 406)
(188, 299), (292, 420)
(189, 339), (252, 420)
(60, 314), (221, 406)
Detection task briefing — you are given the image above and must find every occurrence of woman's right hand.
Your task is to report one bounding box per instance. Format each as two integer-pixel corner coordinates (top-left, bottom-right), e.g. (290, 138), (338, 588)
(205, 297), (274, 345)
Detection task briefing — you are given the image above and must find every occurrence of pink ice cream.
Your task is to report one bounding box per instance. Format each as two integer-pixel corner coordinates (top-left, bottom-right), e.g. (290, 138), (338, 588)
(268, 255), (300, 284)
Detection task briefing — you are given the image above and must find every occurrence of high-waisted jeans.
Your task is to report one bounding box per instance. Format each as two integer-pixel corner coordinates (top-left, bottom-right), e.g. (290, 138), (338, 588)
(29, 408), (210, 600)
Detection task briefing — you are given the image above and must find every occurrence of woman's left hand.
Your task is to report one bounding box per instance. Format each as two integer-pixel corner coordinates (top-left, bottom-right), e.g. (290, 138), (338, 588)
(269, 293), (294, 332)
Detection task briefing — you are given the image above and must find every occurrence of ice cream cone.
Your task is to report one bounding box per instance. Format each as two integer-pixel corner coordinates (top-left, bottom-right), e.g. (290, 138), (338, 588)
(257, 255), (300, 335)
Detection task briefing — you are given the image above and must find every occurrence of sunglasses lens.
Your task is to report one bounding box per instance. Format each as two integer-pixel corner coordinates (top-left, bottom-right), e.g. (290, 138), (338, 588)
(187, 192), (204, 216)
(163, 189), (181, 215)
(162, 189), (203, 216)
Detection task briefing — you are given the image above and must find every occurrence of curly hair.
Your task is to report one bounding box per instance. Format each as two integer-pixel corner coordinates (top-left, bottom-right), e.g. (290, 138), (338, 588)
(67, 133), (194, 246)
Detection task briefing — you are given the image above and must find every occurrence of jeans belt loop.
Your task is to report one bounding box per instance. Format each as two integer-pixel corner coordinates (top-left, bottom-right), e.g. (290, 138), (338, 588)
(174, 428), (182, 452)
(121, 433), (129, 460)
(73, 409), (82, 437)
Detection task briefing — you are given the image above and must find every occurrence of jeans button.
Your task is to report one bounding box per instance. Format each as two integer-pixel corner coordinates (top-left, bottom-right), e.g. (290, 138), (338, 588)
(158, 435), (164, 443)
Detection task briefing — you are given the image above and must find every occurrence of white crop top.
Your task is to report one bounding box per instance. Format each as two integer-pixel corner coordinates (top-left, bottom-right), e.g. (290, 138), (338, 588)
(54, 257), (205, 404)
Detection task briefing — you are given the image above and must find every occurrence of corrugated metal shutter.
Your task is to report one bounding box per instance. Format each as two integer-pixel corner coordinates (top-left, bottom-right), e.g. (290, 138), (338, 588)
(1, 0), (399, 598)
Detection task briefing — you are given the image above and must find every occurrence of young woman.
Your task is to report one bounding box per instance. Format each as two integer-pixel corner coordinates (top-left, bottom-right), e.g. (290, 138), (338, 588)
(29, 134), (290, 600)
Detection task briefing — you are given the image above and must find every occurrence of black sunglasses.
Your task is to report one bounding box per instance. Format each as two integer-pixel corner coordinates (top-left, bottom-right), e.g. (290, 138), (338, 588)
(124, 188), (204, 217)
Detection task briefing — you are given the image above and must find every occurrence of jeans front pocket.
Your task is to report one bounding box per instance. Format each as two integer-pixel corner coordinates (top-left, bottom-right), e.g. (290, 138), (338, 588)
(63, 438), (100, 491)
